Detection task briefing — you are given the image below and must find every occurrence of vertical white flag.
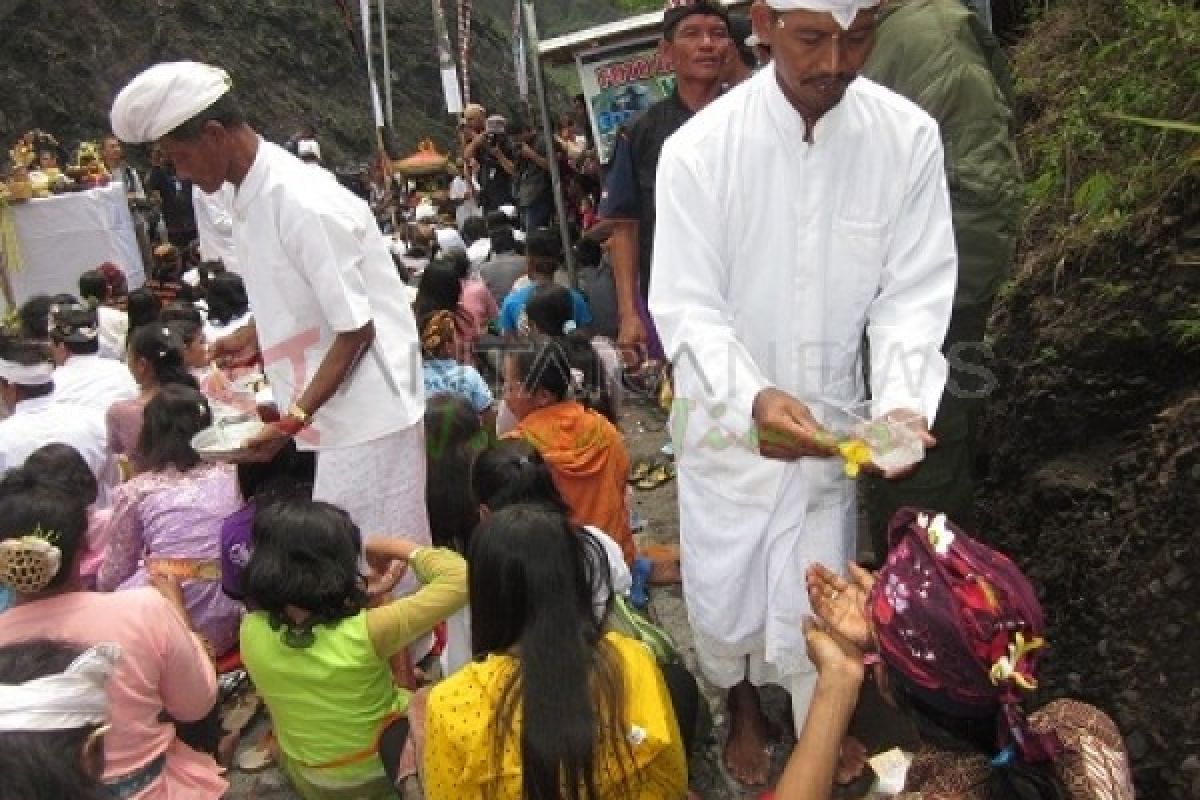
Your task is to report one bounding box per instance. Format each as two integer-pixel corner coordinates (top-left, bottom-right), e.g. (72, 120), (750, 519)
(360, 0), (385, 126)
(432, 0), (464, 114)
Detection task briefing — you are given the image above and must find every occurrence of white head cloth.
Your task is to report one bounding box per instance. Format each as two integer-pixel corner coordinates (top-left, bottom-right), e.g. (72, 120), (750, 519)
(0, 358), (54, 386)
(414, 203), (439, 223)
(435, 228), (467, 254)
(296, 139), (322, 161)
(766, 0), (880, 29)
(110, 61), (232, 143)
(0, 643), (120, 732)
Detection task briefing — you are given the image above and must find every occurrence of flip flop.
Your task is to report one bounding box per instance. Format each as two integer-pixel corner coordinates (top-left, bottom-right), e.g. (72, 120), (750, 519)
(634, 462), (675, 491)
(628, 460), (654, 484)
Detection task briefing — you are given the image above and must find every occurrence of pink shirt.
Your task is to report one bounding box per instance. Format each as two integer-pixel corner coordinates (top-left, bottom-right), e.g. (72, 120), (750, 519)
(458, 277), (499, 341)
(0, 590), (226, 798)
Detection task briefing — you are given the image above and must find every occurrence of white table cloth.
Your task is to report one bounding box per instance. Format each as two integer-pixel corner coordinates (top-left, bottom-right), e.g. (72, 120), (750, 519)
(4, 183), (144, 308)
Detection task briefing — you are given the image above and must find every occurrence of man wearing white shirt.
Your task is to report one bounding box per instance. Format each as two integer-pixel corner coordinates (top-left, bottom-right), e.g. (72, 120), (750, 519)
(48, 303), (138, 412)
(0, 339), (112, 496)
(110, 62), (430, 554)
(193, 182), (239, 273)
(649, 0), (957, 783)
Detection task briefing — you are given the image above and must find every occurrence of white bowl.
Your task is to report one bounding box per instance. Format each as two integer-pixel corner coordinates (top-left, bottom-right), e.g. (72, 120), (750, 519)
(191, 419), (267, 462)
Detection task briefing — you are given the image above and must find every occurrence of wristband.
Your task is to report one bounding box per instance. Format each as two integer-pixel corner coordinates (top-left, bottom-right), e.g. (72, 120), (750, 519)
(276, 415), (306, 437)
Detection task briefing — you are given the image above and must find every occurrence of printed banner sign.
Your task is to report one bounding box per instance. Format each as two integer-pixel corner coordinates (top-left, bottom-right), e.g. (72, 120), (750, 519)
(576, 37), (676, 164)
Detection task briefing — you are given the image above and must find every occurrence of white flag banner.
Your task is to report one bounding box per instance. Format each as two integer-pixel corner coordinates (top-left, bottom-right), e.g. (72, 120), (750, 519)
(512, 0), (528, 100)
(432, 0), (464, 114)
(360, 0), (385, 126)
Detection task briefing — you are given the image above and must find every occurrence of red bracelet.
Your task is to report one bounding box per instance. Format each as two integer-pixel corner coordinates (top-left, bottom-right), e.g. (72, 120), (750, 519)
(276, 415), (306, 437)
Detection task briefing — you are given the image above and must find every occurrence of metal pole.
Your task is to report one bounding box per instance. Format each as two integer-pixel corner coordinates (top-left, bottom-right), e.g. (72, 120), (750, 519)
(379, 0), (394, 127)
(521, 0), (577, 287)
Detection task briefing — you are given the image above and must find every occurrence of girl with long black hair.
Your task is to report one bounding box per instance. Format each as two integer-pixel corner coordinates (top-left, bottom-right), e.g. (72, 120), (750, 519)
(423, 504), (687, 800)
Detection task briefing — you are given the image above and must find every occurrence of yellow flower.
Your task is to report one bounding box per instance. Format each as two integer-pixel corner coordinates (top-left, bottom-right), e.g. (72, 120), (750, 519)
(838, 438), (872, 478)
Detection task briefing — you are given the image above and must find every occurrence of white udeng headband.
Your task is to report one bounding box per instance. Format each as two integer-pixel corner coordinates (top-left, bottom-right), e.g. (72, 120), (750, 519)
(766, 0), (881, 29)
(0, 643), (120, 732)
(0, 358), (55, 386)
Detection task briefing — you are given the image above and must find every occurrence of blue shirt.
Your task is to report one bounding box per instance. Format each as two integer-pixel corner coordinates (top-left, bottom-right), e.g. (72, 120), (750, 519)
(423, 359), (494, 413)
(498, 284), (593, 335)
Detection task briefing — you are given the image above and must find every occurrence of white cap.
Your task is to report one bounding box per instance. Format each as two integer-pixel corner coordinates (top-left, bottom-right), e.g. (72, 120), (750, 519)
(414, 203), (438, 223)
(296, 139), (322, 161)
(435, 228), (467, 253)
(765, 0), (880, 29)
(110, 61), (232, 143)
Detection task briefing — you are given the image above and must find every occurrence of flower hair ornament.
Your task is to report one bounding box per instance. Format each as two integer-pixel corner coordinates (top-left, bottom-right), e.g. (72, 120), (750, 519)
(421, 310), (456, 355)
(0, 525), (63, 594)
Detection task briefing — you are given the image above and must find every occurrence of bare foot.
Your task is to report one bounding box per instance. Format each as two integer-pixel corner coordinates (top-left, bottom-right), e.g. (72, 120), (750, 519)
(723, 681), (772, 786)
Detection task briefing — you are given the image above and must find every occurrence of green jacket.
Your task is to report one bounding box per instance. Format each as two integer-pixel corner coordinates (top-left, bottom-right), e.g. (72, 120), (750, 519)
(864, 0), (1022, 310)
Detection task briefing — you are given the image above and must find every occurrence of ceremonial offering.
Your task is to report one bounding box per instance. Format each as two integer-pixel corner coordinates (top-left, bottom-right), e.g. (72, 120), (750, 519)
(394, 138), (449, 177)
(191, 418), (267, 462)
(823, 401), (926, 474)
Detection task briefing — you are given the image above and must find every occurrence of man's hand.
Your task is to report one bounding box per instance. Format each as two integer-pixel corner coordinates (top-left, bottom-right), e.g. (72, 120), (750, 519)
(752, 388), (839, 461)
(210, 324), (260, 369)
(617, 312), (648, 367)
(234, 422), (292, 463)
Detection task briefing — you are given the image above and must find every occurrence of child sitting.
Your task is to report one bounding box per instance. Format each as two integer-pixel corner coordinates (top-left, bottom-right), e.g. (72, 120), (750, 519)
(498, 228), (592, 337)
(419, 309), (494, 423)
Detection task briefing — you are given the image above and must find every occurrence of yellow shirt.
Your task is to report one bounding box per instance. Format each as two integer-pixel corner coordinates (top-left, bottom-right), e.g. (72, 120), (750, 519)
(423, 632), (687, 799)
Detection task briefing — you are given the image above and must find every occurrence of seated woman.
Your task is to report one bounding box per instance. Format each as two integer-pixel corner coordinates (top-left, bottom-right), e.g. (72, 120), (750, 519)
(419, 310), (494, 422)
(779, 509), (1135, 800)
(97, 385), (243, 657)
(203, 272), (253, 343)
(502, 335), (634, 564)
(0, 473), (226, 798)
(23, 443), (109, 589)
(106, 324), (197, 467)
(0, 639), (120, 800)
(240, 498), (468, 800)
(424, 504), (686, 799)
(159, 304), (209, 379)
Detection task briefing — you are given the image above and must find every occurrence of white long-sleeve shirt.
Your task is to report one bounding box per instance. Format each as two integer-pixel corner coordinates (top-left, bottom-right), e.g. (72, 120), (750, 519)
(193, 183), (239, 272)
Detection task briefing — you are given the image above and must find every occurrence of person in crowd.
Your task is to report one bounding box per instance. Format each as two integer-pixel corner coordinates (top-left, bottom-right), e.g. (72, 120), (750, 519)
(47, 302), (138, 412)
(107, 324), (197, 465)
(79, 267), (130, 360)
(862, 0), (1022, 557)
(424, 504), (685, 799)
(146, 244), (189, 307)
(113, 61), (430, 565)
(600, 0), (731, 364)
(239, 498), (468, 799)
(414, 257), (475, 365)
(480, 211), (527, 303)
(97, 385), (243, 658)
(0, 639), (120, 800)
(722, 15), (760, 87)
(0, 337), (112, 490)
(159, 304), (209, 380)
(125, 287), (162, 336)
(780, 509), (1135, 800)
(498, 228), (592, 337)
(444, 247), (498, 348)
(526, 283), (623, 420)
(502, 335), (633, 564)
(647, 0), (957, 782)
(203, 271), (253, 342)
(461, 215), (492, 266)
(0, 474), (226, 798)
(23, 443), (110, 590)
(102, 133), (155, 270)
(144, 144), (197, 249)
(16, 294), (57, 343)
(420, 311), (494, 419)
(463, 113), (517, 214)
(97, 263), (132, 312)
(511, 118), (556, 231)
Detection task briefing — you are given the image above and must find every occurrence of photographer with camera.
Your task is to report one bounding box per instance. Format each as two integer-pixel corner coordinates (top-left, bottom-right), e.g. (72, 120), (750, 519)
(511, 119), (557, 232)
(463, 114), (516, 215)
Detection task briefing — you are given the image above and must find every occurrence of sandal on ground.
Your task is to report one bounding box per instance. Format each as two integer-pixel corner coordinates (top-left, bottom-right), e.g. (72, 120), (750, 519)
(634, 462), (675, 491)
(628, 460), (654, 484)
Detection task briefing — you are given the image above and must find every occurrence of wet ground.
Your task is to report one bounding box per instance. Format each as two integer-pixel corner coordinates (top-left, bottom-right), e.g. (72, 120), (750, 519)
(227, 398), (914, 799)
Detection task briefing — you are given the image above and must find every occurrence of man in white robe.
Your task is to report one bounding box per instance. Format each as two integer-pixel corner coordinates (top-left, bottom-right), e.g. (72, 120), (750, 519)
(649, 0), (957, 784)
(48, 303), (137, 413)
(109, 63), (430, 565)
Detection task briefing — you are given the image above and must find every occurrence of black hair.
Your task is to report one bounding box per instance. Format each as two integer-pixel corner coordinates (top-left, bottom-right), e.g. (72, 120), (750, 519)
(489, 225), (517, 255)
(0, 338), (55, 399)
(78, 271), (109, 305)
(525, 227), (562, 261)
(0, 640), (110, 800)
(662, 1), (730, 41)
(890, 673), (1067, 800)
(241, 499), (368, 644)
(440, 248), (471, 282)
(509, 334), (615, 423)
(162, 92), (245, 141)
(413, 258), (464, 321)
(525, 284), (576, 337)
(206, 272), (249, 327)
(574, 238), (603, 269)
(235, 442), (316, 505)
(126, 324), (197, 390)
(0, 476), (88, 594)
(485, 211), (509, 231)
(469, 505), (632, 800)
(159, 304), (203, 347)
(24, 444), (99, 508)
(16, 295), (53, 340)
(48, 304), (100, 356)
(424, 394), (486, 554)
(126, 288), (161, 332)
(471, 439), (569, 515)
(134, 384), (211, 474)
(461, 216), (489, 246)
(728, 15), (757, 68)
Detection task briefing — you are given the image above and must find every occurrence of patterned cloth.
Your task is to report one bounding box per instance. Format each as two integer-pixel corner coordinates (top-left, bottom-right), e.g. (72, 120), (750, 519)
(899, 699), (1135, 800)
(422, 359), (493, 413)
